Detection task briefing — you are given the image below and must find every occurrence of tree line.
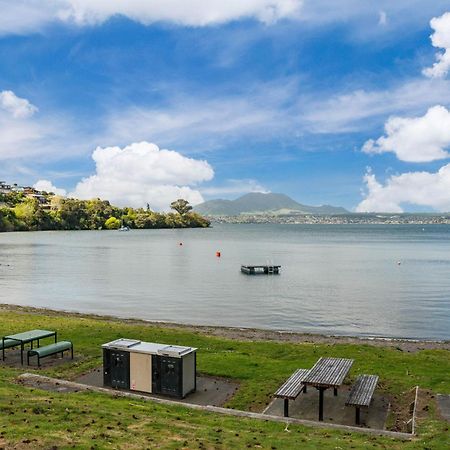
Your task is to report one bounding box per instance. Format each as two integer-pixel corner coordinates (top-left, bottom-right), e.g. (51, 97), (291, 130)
(0, 193), (209, 232)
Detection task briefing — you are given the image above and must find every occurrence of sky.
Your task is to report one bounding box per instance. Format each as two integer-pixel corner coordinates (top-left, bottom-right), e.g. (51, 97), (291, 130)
(1, 1), (450, 212)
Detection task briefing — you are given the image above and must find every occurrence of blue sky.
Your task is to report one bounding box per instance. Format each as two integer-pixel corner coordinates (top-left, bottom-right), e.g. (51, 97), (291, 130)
(1, 1), (450, 212)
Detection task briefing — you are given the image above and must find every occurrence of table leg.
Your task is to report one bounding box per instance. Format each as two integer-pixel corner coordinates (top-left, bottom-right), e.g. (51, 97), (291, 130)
(38, 339), (40, 348)
(55, 332), (57, 343)
(319, 387), (325, 421)
(284, 399), (289, 417)
(2, 337), (4, 360)
(355, 407), (360, 425)
(334, 387), (338, 396)
(21, 343), (24, 365)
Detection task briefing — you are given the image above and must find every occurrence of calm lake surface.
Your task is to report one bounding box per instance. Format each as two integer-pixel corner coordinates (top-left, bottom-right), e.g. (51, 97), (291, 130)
(1, 224), (449, 340)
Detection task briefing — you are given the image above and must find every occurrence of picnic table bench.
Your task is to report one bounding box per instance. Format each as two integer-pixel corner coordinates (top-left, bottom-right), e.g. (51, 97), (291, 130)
(303, 357), (354, 421)
(274, 368), (309, 417)
(346, 374), (379, 425)
(2, 329), (57, 364)
(27, 341), (73, 367)
(0, 339), (20, 351)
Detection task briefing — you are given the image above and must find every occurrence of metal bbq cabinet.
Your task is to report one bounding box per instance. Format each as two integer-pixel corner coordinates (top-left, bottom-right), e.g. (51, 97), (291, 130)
(102, 338), (197, 398)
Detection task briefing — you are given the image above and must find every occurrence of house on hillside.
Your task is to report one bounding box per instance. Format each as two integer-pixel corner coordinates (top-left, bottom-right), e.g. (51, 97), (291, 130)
(0, 181), (12, 194)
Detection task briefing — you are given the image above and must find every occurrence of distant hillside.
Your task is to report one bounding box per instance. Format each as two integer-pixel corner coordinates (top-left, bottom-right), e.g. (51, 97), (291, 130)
(194, 193), (348, 216)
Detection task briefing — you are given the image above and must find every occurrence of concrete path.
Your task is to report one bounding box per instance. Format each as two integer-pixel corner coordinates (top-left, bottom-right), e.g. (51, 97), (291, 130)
(437, 394), (450, 422)
(17, 373), (413, 440)
(75, 367), (239, 407)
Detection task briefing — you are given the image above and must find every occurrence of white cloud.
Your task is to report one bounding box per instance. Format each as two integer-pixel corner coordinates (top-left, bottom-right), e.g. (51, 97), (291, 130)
(0, 90), (49, 159)
(0, 0), (302, 35)
(0, 90), (38, 118)
(356, 165), (450, 212)
(201, 179), (269, 197)
(423, 12), (450, 79)
(102, 83), (293, 150)
(62, 0), (302, 26)
(71, 141), (214, 210)
(102, 77), (450, 152)
(34, 179), (67, 196)
(362, 105), (450, 162)
(302, 78), (450, 133)
(0, 1), (58, 35)
(3, 0), (447, 36)
(378, 11), (387, 26)
(0, 89), (86, 163)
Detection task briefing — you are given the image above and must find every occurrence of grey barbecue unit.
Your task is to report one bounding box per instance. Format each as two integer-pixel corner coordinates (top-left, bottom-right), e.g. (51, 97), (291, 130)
(102, 338), (197, 398)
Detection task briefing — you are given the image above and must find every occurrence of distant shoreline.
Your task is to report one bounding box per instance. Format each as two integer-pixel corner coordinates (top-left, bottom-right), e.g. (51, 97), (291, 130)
(1, 304), (448, 350)
(207, 214), (450, 225)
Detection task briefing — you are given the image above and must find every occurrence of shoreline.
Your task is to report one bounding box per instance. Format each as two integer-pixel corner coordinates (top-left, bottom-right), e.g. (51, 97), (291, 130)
(2, 303), (449, 352)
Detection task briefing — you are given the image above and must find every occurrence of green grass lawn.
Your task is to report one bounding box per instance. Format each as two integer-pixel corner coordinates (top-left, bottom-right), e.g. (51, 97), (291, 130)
(0, 306), (449, 449)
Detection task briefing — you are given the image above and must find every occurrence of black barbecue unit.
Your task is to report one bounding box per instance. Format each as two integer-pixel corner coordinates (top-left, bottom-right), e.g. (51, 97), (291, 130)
(102, 338), (196, 398)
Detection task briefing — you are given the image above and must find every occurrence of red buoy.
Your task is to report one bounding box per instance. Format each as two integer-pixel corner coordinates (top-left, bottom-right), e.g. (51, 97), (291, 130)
(216, 251), (221, 257)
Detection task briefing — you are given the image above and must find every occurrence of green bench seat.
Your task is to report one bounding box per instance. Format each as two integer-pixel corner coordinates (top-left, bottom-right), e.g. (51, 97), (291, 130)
(27, 341), (73, 366)
(0, 338), (20, 351)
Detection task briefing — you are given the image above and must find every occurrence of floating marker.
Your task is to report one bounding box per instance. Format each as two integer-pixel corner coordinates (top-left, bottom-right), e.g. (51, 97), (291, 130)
(216, 251), (221, 257)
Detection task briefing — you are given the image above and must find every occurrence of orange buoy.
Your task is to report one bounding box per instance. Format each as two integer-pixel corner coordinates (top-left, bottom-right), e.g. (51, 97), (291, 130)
(216, 251), (221, 257)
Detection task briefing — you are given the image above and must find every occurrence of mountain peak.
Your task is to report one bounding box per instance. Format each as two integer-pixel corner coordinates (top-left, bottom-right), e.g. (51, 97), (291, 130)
(194, 192), (348, 216)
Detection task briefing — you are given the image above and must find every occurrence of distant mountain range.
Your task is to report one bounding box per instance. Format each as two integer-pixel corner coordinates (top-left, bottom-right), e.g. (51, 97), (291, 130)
(194, 193), (349, 216)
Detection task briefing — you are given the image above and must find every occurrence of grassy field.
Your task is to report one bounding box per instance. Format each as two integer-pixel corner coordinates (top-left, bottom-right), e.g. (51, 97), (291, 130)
(0, 306), (449, 449)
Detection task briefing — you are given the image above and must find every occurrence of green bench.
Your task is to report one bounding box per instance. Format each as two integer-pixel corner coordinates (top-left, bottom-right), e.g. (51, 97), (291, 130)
(27, 341), (73, 367)
(0, 338), (20, 353)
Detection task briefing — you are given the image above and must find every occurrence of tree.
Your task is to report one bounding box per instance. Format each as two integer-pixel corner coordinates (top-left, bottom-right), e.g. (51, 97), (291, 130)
(85, 199), (114, 229)
(170, 199), (192, 215)
(58, 198), (88, 229)
(104, 217), (121, 230)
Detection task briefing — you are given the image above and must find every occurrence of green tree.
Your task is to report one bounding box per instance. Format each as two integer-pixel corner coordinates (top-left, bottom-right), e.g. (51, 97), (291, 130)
(104, 217), (121, 230)
(0, 207), (17, 232)
(14, 198), (39, 230)
(57, 199), (88, 230)
(85, 199), (114, 229)
(1, 191), (26, 207)
(164, 212), (185, 228)
(170, 199), (192, 215)
(0, 192), (210, 233)
(182, 212), (210, 228)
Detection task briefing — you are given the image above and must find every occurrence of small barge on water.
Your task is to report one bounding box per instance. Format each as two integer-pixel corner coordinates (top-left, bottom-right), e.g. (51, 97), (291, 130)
(241, 265), (281, 275)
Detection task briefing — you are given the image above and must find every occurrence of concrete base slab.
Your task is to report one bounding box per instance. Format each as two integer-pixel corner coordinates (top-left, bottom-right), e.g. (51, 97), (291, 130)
(1, 348), (75, 368)
(265, 385), (389, 429)
(437, 394), (450, 422)
(75, 367), (239, 407)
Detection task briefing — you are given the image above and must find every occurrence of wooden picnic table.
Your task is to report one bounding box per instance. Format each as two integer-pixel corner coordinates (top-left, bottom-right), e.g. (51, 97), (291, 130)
(2, 329), (57, 365)
(303, 357), (354, 421)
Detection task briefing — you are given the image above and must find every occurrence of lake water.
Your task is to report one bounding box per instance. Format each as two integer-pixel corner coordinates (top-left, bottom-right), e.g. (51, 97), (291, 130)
(0, 224), (449, 340)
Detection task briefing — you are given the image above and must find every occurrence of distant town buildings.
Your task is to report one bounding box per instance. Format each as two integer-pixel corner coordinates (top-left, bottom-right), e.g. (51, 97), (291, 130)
(210, 213), (450, 225)
(0, 181), (54, 208)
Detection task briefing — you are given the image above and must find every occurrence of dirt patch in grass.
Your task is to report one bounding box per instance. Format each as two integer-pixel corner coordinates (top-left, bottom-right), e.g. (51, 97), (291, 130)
(386, 387), (417, 433)
(377, 388), (441, 435)
(1, 303), (448, 352)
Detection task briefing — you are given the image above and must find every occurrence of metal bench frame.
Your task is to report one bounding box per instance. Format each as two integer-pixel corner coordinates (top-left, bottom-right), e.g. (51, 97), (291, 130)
(27, 341), (73, 367)
(345, 374), (379, 425)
